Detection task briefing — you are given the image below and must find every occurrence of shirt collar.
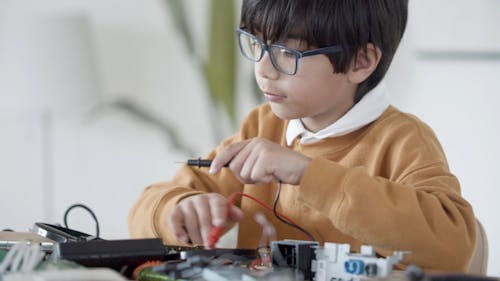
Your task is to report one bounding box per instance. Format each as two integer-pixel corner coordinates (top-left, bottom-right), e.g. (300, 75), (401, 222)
(286, 81), (390, 146)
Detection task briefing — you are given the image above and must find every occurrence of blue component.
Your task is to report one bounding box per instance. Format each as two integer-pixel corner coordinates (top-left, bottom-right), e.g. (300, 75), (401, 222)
(344, 259), (365, 275)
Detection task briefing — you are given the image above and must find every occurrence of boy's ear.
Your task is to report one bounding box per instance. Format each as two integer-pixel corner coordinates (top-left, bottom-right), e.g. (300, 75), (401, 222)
(347, 43), (382, 84)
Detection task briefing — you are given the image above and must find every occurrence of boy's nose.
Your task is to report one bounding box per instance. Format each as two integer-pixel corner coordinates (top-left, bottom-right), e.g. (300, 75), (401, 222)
(255, 52), (280, 80)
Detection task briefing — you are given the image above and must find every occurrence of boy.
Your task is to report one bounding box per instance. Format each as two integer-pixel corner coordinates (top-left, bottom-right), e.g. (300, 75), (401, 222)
(129, 0), (476, 271)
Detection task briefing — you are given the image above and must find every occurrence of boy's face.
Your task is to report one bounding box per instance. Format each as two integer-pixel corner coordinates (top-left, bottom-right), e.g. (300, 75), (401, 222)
(253, 37), (357, 132)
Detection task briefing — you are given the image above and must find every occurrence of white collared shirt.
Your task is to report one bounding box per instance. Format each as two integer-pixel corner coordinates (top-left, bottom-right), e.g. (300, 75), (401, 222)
(285, 82), (390, 146)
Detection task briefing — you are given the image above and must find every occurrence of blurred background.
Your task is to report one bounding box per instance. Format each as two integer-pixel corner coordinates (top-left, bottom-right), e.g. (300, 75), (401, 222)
(0, 0), (499, 275)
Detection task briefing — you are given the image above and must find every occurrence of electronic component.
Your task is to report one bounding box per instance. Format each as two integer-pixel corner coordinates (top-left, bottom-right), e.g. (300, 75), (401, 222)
(0, 241), (45, 274)
(32, 223), (99, 243)
(0, 231), (56, 253)
(271, 240), (319, 280)
(134, 251), (255, 281)
(312, 242), (406, 281)
(152, 255), (211, 279)
(202, 266), (252, 281)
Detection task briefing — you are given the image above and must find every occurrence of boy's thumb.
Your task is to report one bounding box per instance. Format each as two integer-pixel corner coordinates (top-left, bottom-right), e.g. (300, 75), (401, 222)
(229, 206), (244, 222)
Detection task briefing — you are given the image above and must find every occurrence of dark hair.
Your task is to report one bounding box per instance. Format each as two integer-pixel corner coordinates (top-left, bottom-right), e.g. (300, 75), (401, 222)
(240, 0), (408, 103)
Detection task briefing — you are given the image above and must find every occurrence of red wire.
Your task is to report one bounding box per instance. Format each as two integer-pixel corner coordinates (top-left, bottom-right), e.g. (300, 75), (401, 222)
(207, 191), (305, 248)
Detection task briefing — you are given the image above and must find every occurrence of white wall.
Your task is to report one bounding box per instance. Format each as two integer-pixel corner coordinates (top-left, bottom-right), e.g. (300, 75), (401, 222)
(0, 0), (498, 275)
(386, 0), (500, 274)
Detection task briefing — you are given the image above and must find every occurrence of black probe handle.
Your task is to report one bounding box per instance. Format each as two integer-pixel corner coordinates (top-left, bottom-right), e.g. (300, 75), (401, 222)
(186, 158), (229, 168)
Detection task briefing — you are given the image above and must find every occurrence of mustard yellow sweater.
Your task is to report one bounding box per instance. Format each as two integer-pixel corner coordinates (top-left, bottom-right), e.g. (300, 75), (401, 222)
(129, 104), (476, 271)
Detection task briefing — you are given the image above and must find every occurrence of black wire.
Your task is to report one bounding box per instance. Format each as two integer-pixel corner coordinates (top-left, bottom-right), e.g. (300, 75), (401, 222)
(63, 203), (100, 238)
(273, 182), (316, 241)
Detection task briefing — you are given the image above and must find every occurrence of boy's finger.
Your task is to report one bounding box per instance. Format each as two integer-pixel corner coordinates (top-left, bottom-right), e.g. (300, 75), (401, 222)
(210, 140), (250, 174)
(169, 211), (189, 243)
(195, 199), (213, 245)
(210, 199), (229, 227)
(238, 146), (259, 181)
(229, 206), (244, 222)
(182, 203), (203, 245)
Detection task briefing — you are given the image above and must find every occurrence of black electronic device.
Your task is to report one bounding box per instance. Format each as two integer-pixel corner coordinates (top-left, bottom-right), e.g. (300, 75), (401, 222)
(180, 248), (257, 261)
(53, 238), (169, 277)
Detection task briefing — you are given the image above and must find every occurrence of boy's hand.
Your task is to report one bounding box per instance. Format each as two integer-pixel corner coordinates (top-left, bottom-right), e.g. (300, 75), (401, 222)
(210, 137), (311, 185)
(169, 193), (243, 246)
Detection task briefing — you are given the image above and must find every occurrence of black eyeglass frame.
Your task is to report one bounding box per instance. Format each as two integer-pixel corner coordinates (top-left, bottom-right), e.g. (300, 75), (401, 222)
(236, 28), (342, 75)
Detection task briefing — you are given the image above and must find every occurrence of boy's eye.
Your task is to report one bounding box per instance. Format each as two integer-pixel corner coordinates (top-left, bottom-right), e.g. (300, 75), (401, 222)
(251, 41), (262, 52)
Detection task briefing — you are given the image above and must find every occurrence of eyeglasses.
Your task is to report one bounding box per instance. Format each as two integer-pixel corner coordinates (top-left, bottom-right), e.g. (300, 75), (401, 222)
(236, 28), (342, 75)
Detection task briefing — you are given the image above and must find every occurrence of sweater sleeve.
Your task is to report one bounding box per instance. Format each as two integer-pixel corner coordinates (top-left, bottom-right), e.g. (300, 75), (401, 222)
(298, 122), (476, 271)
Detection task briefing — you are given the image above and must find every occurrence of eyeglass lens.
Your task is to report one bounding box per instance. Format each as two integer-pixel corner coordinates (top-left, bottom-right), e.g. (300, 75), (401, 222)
(238, 31), (298, 75)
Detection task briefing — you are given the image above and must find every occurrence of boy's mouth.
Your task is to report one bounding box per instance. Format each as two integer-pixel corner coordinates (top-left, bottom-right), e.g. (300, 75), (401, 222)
(263, 91), (287, 102)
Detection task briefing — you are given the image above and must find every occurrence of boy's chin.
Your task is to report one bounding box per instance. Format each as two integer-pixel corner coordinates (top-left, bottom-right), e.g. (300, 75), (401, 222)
(269, 104), (301, 120)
